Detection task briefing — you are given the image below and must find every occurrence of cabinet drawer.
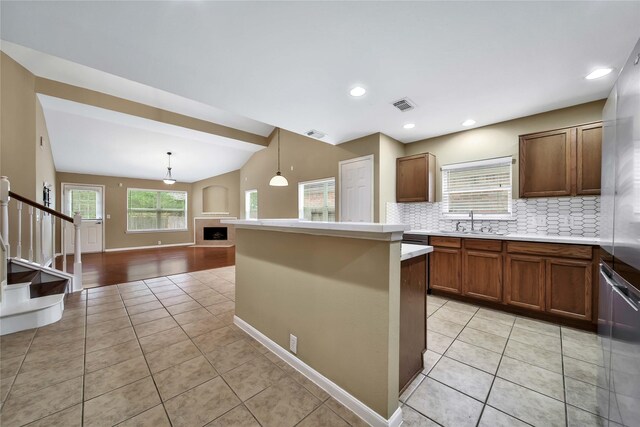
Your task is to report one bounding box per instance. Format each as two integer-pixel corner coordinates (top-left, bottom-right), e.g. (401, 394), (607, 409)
(464, 239), (502, 252)
(506, 241), (592, 260)
(430, 236), (461, 248)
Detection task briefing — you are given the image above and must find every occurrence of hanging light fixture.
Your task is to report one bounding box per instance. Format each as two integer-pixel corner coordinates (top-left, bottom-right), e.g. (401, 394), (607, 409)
(269, 128), (288, 186)
(163, 152), (176, 185)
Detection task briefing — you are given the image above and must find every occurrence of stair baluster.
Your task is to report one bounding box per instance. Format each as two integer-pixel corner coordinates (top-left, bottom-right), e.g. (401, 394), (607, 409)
(0, 176), (9, 255)
(51, 214), (55, 270)
(73, 212), (83, 291)
(16, 201), (22, 259)
(62, 220), (67, 273)
(39, 210), (45, 266)
(28, 206), (34, 262)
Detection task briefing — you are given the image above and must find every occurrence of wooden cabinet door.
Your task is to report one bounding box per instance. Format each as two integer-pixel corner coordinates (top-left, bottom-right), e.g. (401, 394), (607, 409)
(399, 255), (427, 392)
(463, 250), (502, 302)
(505, 254), (545, 311)
(396, 153), (435, 202)
(576, 123), (603, 195)
(429, 247), (462, 294)
(519, 128), (573, 197)
(545, 258), (592, 320)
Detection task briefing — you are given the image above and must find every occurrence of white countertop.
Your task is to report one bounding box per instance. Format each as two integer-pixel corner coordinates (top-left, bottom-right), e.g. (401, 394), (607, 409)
(401, 243), (433, 261)
(406, 229), (600, 245)
(222, 219), (409, 241)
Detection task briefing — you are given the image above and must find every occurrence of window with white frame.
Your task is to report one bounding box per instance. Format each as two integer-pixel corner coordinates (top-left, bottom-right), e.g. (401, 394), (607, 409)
(298, 178), (336, 222)
(245, 189), (258, 219)
(127, 189), (187, 232)
(441, 156), (513, 219)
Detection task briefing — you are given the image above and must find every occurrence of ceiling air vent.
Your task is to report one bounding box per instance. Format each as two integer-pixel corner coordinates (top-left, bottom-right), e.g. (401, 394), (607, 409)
(305, 129), (326, 139)
(391, 97), (416, 112)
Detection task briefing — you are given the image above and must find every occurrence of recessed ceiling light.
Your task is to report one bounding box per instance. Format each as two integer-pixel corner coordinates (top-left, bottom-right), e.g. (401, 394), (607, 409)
(462, 119), (476, 127)
(403, 123), (415, 129)
(585, 68), (613, 80)
(350, 86), (366, 97)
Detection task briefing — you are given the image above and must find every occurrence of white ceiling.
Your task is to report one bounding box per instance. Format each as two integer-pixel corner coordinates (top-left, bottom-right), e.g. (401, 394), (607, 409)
(38, 94), (264, 183)
(2, 2), (640, 145)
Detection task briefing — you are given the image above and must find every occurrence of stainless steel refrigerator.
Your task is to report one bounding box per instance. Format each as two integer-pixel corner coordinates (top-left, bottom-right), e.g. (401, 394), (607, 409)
(598, 37), (640, 427)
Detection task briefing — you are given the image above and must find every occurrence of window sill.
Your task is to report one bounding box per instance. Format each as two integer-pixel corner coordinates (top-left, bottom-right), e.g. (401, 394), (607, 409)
(126, 229), (189, 234)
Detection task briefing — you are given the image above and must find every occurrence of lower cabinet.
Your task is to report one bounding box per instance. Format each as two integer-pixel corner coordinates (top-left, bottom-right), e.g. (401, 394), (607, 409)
(504, 255), (545, 311)
(546, 258), (592, 320)
(400, 255), (427, 392)
(429, 248), (461, 294)
(462, 250), (503, 302)
(429, 237), (596, 323)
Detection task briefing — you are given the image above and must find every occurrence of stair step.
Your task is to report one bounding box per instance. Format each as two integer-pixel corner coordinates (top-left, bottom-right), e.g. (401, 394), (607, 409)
(30, 279), (68, 298)
(7, 270), (40, 285)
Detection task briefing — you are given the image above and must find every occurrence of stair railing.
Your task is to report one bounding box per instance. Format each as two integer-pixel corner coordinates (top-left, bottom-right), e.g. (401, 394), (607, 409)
(0, 176), (83, 292)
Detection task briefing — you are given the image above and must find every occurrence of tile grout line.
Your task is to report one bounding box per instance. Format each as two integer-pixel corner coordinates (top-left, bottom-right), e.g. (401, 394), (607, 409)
(119, 282), (176, 427)
(404, 299), (480, 419)
(560, 327), (568, 427)
(473, 316), (516, 427)
(161, 274), (270, 427)
(0, 319), (39, 415)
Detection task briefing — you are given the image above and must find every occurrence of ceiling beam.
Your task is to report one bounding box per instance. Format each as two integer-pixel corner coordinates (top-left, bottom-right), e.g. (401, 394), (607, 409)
(34, 77), (269, 147)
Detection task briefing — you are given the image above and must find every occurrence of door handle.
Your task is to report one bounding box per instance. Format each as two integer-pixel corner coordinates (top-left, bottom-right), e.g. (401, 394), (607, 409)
(96, 222), (102, 225)
(600, 269), (639, 311)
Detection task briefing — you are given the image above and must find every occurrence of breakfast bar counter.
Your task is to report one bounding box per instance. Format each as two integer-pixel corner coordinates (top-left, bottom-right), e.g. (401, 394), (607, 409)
(222, 219), (413, 426)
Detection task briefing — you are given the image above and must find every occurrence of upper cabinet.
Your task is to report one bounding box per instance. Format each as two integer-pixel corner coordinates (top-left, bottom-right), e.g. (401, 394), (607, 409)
(519, 122), (602, 198)
(396, 153), (436, 202)
(576, 123), (603, 195)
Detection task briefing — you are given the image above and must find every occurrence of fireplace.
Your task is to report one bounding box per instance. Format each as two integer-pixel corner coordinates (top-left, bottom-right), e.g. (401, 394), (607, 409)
(194, 217), (236, 247)
(204, 227), (228, 241)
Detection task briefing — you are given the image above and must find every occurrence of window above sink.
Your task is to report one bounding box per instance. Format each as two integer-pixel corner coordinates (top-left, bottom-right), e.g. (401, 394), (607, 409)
(441, 156), (513, 220)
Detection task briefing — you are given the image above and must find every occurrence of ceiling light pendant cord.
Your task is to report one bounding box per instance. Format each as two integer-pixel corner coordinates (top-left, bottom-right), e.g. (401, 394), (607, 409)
(277, 128), (281, 173)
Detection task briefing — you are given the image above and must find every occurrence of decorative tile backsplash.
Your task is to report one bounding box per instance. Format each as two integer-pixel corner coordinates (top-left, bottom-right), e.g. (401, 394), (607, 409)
(386, 196), (600, 237)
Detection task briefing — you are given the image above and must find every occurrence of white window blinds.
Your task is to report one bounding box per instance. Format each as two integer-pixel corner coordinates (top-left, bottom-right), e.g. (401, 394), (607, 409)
(442, 156), (513, 218)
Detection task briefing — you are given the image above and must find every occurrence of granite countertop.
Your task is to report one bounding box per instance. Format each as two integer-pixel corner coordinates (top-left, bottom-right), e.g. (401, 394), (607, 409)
(401, 243), (434, 261)
(406, 230), (600, 245)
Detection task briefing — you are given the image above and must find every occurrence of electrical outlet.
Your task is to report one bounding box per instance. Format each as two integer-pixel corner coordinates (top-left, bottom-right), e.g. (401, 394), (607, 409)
(158, 240), (162, 245)
(289, 334), (297, 354)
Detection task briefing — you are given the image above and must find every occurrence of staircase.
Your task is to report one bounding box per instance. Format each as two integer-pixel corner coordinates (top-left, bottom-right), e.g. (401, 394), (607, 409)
(0, 176), (83, 335)
(0, 259), (71, 335)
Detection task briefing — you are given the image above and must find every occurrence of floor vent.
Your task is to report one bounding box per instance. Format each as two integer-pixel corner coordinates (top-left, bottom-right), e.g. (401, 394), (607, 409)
(305, 129), (326, 139)
(391, 98), (416, 112)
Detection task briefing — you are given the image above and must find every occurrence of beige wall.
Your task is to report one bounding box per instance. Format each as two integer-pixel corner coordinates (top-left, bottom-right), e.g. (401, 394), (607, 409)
(404, 100), (605, 201)
(235, 228), (400, 418)
(379, 134), (405, 222)
(192, 169), (240, 218)
(239, 129), (382, 221)
(0, 52), (37, 257)
(56, 172), (193, 250)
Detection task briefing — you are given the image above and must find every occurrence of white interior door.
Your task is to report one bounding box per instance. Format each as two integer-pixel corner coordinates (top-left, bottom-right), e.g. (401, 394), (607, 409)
(63, 184), (104, 253)
(339, 155), (374, 222)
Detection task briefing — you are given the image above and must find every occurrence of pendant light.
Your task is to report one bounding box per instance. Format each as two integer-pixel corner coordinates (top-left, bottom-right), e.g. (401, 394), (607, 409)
(269, 128), (288, 186)
(163, 152), (176, 185)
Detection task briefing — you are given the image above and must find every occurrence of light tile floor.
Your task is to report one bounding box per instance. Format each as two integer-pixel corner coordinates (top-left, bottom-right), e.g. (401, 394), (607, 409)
(402, 294), (620, 427)
(0, 267), (613, 427)
(0, 267), (365, 427)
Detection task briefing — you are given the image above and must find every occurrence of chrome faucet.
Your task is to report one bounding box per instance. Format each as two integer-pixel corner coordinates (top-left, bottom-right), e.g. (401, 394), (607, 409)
(469, 210), (475, 231)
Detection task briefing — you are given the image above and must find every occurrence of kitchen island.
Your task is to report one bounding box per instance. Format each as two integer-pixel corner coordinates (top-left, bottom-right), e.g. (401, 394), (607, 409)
(222, 219), (430, 427)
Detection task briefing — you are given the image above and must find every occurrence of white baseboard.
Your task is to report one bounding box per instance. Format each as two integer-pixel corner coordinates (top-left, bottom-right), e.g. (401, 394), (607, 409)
(234, 316), (403, 427)
(104, 242), (195, 252)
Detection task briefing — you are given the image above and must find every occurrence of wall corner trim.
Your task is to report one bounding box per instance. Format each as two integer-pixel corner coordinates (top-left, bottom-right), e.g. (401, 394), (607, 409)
(234, 315), (403, 427)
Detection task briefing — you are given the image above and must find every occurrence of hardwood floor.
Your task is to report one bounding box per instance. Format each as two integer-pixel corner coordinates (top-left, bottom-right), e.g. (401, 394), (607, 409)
(55, 246), (235, 288)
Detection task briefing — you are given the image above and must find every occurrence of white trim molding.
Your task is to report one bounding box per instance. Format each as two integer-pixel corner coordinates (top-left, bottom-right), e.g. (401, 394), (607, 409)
(234, 315), (403, 427)
(104, 242), (195, 252)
